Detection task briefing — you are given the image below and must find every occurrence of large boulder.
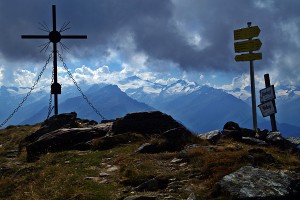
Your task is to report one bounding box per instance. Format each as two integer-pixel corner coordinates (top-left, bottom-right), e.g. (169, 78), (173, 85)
(26, 123), (112, 161)
(111, 111), (185, 135)
(222, 122), (257, 141)
(222, 121), (242, 141)
(223, 121), (241, 131)
(21, 112), (97, 146)
(136, 127), (195, 153)
(214, 166), (298, 199)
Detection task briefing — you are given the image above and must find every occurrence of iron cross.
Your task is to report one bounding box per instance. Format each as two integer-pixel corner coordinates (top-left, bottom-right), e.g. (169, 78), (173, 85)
(21, 5), (87, 115)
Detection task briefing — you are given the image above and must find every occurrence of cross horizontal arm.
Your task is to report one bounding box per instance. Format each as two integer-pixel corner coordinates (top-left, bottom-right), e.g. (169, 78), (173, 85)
(21, 35), (49, 39)
(61, 35), (87, 39)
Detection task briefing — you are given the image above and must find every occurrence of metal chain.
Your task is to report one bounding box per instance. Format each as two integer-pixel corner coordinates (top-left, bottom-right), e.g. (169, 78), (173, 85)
(46, 69), (55, 119)
(0, 52), (53, 128)
(57, 51), (106, 120)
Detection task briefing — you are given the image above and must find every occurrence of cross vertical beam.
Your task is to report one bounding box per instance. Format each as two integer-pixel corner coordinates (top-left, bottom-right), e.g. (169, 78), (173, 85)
(21, 5), (87, 115)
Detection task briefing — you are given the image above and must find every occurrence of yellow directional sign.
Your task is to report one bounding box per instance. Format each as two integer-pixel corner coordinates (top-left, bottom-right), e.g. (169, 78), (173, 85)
(234, 26), (260, 40)
(235, 53), (262, 62)
(234, 39), (262, 53)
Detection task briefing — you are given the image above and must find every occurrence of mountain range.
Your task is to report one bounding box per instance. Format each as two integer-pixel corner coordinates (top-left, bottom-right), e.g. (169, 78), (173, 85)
(0, 76), (299, 137)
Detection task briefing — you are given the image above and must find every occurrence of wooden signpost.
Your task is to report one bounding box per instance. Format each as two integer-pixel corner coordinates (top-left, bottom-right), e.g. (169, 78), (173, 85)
(258, 74), (278, 131)
(234, 22), (262, 132)
(234, 39), (262, 53)
(235, 53), (262, 62)
(234, 26), (261, 40)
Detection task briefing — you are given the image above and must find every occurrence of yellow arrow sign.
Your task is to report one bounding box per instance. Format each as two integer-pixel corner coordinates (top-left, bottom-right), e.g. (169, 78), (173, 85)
(234, 39), (262, 53)
(234, 26), (260, 40)
(235, 53), (262, 62)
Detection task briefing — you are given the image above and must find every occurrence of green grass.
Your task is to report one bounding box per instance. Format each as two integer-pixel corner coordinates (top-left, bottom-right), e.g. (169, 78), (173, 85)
(0, 125), (299, 200)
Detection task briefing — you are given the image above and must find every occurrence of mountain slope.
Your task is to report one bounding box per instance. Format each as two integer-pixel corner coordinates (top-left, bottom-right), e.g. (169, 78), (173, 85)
(159, 86), (254, 133)
(21, 85), (155, 124)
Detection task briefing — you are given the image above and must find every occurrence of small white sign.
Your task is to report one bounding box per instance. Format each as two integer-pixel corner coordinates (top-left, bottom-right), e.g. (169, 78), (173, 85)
(260, 85), (276, 103)
(258, 101), (277, 117)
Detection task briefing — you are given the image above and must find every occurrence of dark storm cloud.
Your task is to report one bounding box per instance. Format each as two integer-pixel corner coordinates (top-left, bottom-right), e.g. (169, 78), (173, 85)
(0, 0), (172, 63)
(1, 0), (300, 76)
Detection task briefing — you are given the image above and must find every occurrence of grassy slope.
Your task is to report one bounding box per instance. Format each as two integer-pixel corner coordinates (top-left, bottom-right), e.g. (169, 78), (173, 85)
(0, 125), (299, 200)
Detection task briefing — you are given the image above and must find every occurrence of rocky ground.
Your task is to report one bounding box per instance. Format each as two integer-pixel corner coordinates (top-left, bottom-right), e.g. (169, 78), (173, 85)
(0, 111), (299, 200)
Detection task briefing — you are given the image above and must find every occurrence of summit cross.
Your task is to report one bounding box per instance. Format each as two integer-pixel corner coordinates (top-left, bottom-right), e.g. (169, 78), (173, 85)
(21, 5), (87, 115)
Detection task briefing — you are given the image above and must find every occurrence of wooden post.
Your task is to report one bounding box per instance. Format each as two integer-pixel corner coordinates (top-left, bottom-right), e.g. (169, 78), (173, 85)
(264, 74), (277, 131)
(247, 22), (258, 132)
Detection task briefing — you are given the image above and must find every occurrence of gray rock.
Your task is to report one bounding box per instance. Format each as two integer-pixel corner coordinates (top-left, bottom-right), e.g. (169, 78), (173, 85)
(187, 193), (197, 200)
(135, 143), (158, 153)
(91, 132), (143, 150)
(112, 111), (184, 135)
(215, 166), (296, 199)
(266, 132), (297, 149)
(26, 125), (109, 161)
(124, 195), (157, 200)
(265, 131), (284, 146)
(199, 130), (221, 144)
(223, 121), (240, 130)
(171, 158), (183, 164)
(240, 128), (256, 138)
(136, 127), (194, 153)
(241, 137), (268, 146)
(222, 129), (242, 141)
(286, 137), (300, 147)
(167, 180), (186, 193)
(135, 178), (159, 192)
(99, 172), (110, 177)
(257, 129), (269, 140)
(22, 112), (79, 144)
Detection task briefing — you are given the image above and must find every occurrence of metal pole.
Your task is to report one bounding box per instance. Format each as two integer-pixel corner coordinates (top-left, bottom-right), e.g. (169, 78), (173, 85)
(248, 22), (258, 132)
(53, 5), (58, 115)
(264, 74), (277, 131)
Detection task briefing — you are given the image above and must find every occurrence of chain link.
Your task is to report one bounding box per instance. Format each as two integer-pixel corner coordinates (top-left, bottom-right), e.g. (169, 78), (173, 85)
(47, 68), (55, 119)
(0, 52), (53, 128)
(57, 51), (106, 120)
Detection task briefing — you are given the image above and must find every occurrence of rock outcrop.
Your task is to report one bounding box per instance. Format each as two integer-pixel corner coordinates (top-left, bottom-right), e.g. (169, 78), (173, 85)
(26, 123), (111, 161)
(111, 111), (185, 135)
(215, 166), (299, 199)
(220, 121), (298, 150)
(23, 111), (195, 161)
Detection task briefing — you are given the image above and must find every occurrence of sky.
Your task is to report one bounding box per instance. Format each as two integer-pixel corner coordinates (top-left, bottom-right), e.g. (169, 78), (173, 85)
(0, 0), (300, 95)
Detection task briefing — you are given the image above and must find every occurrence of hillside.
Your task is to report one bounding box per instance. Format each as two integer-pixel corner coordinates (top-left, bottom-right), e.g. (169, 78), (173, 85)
(21, 85), (154, 124)
(1, 80), (300, 137)
(0, 112), (299, 200)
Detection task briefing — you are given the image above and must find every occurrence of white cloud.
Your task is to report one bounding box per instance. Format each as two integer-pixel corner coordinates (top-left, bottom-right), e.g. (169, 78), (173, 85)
(219, 74), (250, 91)
(199, 74), (204, 80)
(278, 21), (300, 48)
(254, 0), (275, 9)
(155, 77), (179, 85)
(13, 69), (36, 87)
(0, 66), (4, 86)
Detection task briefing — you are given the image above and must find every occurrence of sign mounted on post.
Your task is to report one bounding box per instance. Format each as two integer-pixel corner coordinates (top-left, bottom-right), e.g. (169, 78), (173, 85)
(260, 85), (276, 103)
(234, 26), (261, 40)
(258, 74), (278, 131)
(233, 22), (262, 132)
(258, 101), (277, 117)
(235, 53), (262, 62)
(234, 39), (262, 53)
